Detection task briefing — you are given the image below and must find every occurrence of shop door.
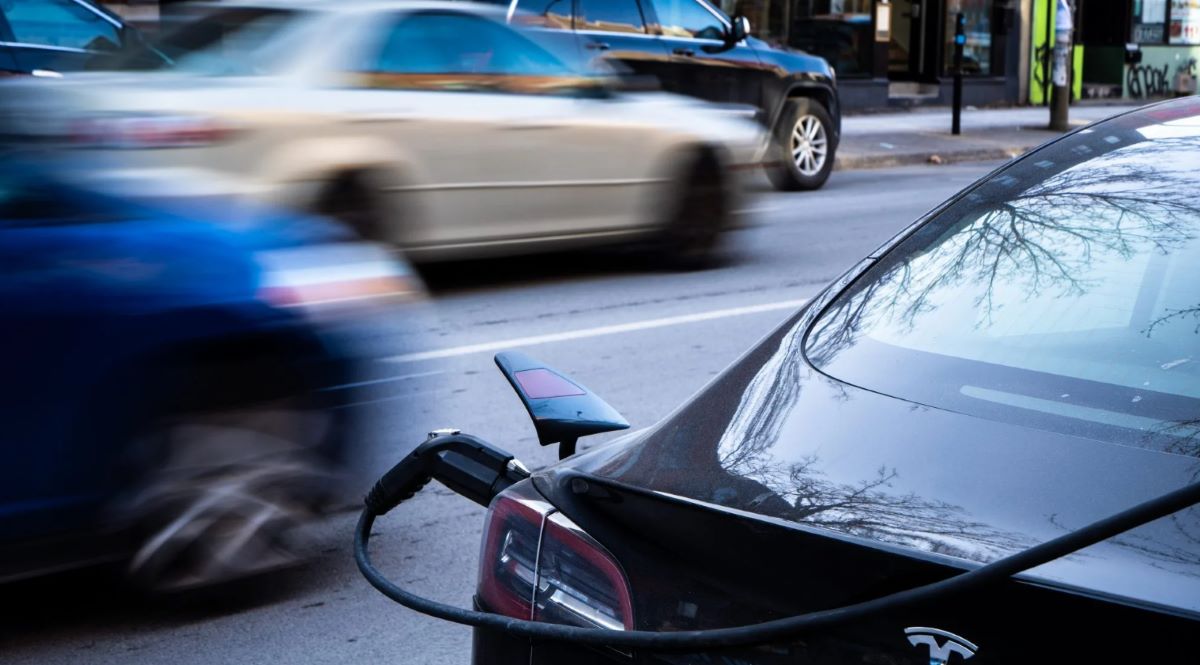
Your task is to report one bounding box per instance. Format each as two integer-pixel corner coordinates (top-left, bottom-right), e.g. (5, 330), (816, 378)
(889, 0), (944, 81)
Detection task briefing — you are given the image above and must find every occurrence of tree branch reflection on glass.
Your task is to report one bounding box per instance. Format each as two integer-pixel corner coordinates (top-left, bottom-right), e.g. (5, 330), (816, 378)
(713, 324), (1028, 562)
(803, 135), (1200, 451)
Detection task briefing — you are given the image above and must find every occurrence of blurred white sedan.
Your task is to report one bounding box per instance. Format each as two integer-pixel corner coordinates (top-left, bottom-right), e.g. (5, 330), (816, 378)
(1, 1), (766, 266)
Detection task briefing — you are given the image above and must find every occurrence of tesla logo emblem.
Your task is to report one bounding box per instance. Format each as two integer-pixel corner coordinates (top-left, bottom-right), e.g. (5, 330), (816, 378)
(905, 627), (978, 664)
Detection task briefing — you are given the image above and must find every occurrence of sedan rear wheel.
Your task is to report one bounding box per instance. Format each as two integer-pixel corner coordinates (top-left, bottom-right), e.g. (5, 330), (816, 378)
(659, 150), (729, 270)
(315, 172), (386, 242)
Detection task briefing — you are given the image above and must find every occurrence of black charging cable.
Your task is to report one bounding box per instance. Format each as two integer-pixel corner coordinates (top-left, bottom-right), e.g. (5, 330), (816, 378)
(357, 436), (1200, 650)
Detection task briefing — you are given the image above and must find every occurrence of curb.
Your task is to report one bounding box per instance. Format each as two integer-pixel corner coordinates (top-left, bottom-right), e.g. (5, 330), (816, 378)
(834, 145), (1028, 171)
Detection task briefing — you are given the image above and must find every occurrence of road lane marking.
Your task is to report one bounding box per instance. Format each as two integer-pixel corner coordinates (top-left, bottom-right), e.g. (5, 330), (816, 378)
(334, 386), (451, 409)
(733, 205), (781, 215)
(327, 369), (446, 391)
(386, 298), (809, 363)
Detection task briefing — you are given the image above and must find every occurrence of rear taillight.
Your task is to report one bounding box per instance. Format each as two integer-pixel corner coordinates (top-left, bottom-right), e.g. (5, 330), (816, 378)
(70, 114), (235, 149)
(532, 512), (634, 630)
(478, 484), (633, 631)
(478, 487), (544, 620)
(255, 242), (422, 314)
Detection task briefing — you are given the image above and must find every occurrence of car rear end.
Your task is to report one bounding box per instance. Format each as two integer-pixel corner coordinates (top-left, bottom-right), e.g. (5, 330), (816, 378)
(468, 101), (1200, 664)
(472, 467), (1200, 665)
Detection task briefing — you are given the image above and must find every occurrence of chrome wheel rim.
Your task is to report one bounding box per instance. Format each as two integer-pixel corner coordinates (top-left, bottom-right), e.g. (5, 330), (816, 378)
(790, 114), (828, 177)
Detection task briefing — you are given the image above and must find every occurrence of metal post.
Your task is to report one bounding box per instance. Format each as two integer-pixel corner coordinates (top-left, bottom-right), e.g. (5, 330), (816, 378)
(952, 13), (964, 135)
(1043, 0), (1053, 105)
(1049, 0), (1073, 131)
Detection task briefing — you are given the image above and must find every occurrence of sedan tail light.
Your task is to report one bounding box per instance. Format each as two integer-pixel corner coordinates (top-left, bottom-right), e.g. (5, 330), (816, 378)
(478, 483), (633, 631)
(70, 114), (235, 149)
(255, 242), (422, 315)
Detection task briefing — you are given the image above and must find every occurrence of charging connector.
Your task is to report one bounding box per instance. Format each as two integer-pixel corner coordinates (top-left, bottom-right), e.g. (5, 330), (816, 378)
(364, 431), (530, 515)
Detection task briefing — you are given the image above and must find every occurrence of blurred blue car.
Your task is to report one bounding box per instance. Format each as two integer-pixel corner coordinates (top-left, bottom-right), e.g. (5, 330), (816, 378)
(0, 166), (414, 591)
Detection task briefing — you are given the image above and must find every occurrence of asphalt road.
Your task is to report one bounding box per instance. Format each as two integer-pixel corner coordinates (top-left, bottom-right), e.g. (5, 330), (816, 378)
(1, 162), (999, 665)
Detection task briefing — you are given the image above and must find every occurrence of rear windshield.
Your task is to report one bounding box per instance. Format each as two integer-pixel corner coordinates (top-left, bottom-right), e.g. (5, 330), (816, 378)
(805, 103), (1200, 453)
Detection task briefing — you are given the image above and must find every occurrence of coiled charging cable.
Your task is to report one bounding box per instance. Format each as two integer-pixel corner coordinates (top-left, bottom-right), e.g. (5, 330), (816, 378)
(355, 432), (1200, 650)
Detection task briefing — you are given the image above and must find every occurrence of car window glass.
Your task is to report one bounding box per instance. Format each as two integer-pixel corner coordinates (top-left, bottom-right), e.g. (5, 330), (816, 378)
(467, 0), (572, 27)
(577, 0), (646, 34)
(368, 13), (574, 78)
(513, 0), (572, 29)
(647, 0), (726, 40)
(1, 0), (120, 51)
(804, 114), (1200, 451)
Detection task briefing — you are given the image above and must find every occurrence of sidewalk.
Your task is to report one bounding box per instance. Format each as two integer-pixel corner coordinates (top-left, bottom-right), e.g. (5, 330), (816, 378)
(834, 105), (1143, 170)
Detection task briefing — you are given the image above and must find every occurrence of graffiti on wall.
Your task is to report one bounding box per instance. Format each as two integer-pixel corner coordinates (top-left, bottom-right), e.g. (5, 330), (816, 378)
(1125, 47), (1200, 99)
(1127, 63), (1172, 98)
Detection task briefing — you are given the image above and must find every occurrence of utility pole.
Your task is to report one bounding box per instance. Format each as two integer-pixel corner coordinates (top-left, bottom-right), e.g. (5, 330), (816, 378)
(1049, 0), (1073, 131)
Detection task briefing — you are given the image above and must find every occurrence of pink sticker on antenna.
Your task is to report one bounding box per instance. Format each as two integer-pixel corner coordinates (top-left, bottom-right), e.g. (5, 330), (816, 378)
(515, 369), (585, 399)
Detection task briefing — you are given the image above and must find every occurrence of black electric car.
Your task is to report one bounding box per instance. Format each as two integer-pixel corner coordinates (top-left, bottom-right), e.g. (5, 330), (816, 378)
(476, 0), (840, 191)
(397, 99), (1200, 663)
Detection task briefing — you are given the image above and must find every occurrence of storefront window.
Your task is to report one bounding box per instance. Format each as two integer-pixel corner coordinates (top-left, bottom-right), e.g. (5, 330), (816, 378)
(1133, 0), (1168, 43)
(794, 0), (874, 77)
(721, 1), (781, 43)
(732, 0), (870, 77)
(1170, 0), (1200, 44)
(944, 0), (992, 75)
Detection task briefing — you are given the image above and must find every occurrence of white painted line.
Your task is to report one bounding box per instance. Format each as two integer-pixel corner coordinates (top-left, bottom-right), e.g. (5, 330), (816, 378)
(334, 387), (450, 409)
(328, 369), (446, 390)
(733, 205), (781, 215)
(386, 298), (809, 363)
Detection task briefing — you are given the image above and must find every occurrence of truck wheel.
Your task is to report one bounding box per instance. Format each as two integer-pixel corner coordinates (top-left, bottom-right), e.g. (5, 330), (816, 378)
(766, 98), (835, 191)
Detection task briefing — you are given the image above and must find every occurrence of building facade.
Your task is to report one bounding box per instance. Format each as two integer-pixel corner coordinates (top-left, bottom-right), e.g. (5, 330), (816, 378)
(100, 0), (1195, 109)
(1075, 0), (1199, 101)
(717, 0), (1027, 108)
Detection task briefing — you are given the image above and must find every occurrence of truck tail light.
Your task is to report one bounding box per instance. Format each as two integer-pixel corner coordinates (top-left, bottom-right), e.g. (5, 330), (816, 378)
(478, 484), (633, 631)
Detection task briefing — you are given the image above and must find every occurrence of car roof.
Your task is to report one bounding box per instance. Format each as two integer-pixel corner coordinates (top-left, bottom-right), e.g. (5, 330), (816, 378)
(179, 0), (505, 16)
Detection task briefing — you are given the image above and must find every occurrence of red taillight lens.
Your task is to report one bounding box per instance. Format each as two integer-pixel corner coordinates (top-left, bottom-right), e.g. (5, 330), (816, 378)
(70, 114), (234, 149)
(478, 484), (633, 631)
(478, 488), (544, 620)
(532, 512), (634, 630)
(255, 243), (423, 314)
